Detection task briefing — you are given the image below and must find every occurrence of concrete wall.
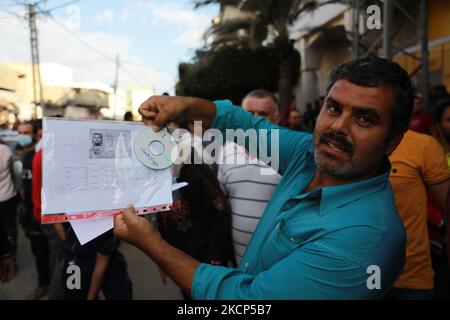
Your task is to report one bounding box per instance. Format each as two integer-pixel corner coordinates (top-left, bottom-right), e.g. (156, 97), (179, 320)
(429, 0), (450, 41)
(0, 65), (18, 91)
(293, 11), (351, 112)
(394, 0), (450, 89)
(293, 0), (450, 112)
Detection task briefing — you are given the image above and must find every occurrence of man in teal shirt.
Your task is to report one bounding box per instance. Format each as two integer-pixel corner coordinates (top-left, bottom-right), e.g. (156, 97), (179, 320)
(113, 57), (411, 299)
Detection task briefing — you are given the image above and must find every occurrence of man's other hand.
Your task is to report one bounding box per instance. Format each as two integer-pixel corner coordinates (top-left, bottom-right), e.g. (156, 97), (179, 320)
(113, 205), (160, 249)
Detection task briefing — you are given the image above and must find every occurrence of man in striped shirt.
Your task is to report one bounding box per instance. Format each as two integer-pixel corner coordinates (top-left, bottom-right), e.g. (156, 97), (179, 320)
(217, 90), (281, 265)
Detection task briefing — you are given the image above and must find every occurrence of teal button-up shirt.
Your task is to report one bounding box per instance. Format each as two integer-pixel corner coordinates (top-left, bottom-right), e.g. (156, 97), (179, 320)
(192, 100), (406, 299)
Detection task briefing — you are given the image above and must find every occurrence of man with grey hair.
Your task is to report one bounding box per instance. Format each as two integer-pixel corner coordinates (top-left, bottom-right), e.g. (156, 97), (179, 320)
(241, 89), (280, 125)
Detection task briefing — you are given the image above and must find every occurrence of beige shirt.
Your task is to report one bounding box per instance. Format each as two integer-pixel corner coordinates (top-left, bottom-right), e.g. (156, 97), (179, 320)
(0, 144), (16, 202)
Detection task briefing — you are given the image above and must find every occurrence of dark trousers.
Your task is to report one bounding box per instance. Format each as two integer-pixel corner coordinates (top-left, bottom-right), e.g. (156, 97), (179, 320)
(0, 194), (19, 253)
(62, 253), (133, 300)
(28, 216), (51, 287)
(30, 233), (50, 286)
(41, 224), (65, 299)
(431, 248), (450, 299)
(102, 253), (133, 300)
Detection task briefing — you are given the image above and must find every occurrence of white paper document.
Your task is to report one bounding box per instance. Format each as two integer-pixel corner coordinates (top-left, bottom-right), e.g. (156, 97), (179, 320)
(70, 217), (115, 245)
(70, 182), (189, 245)
(43, 117), (173, 218)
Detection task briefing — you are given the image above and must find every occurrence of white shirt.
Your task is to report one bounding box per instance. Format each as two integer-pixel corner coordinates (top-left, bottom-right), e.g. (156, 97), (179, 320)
(0, 144), (17, 202)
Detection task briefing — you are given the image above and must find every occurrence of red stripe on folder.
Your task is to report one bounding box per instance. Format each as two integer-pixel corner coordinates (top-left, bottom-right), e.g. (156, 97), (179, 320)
(41, 203), (176, 224)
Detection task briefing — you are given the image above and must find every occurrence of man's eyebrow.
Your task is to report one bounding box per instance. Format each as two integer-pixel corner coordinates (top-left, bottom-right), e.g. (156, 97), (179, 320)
(325, 97), (341, 107)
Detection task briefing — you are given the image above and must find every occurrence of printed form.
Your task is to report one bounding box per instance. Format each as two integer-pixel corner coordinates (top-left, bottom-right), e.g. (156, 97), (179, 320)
(42, 118), (174, 244)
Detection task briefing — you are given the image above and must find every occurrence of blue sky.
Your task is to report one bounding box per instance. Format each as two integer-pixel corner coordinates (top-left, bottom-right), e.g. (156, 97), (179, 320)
(0, 0), (220, 93)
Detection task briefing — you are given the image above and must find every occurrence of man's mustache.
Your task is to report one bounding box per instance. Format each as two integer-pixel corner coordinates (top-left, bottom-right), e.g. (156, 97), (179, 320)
(319, 132), (354, 154)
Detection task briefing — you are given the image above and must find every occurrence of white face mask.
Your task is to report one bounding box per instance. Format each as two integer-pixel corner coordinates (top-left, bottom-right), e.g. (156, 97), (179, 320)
(16, 134), (33, 147)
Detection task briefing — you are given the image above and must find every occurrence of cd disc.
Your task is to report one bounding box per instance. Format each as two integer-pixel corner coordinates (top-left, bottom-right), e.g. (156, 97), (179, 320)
(134, 127), (178, 169)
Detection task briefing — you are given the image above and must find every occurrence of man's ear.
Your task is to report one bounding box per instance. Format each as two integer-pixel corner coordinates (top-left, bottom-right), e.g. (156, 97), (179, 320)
(385, 131), (405, 156)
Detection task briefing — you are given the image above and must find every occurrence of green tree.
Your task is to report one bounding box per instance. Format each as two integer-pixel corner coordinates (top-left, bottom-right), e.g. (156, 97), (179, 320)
(194, 0), (305, 122)
(176, 45), (299, 105)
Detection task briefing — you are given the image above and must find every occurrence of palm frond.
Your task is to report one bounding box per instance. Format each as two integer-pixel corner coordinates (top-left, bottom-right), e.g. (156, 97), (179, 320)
(205, 18), (252, 37)
(194, 0), (241, 9)
(290, 0), (347, 22)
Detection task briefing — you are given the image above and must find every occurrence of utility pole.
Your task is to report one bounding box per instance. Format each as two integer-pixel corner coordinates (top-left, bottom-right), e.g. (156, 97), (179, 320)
(350, 0), (429, 110)
(382, 0), (393, 60)
(420, 0), (429, 112)
(28, 4), (45, 119)
(351, 0), (360, 59)
(113, 54), (120, 119)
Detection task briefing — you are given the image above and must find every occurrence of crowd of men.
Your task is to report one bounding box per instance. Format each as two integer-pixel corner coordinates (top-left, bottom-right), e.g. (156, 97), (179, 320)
(0, 57), (450, 300)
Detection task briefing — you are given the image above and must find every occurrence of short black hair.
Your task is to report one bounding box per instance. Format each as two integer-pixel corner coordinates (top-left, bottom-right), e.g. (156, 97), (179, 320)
(435, 99), (450, 123)
(243, 89), (280, 112)
(31, 119), (42, 135)
(124, 111), (133, 121)
(325, 57), (414, 136)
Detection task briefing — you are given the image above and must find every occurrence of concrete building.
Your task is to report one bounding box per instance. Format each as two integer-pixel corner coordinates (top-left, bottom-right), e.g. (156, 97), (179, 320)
(291, 0), (450, 112)
(0, 63), (32, 125)
(209, 3), (261, 48)
(0, 62), (112, 121)
(45, 82), (112, 119)
(290, 3), (350, 111)
(102, 87), (154, 121)
(0, 63), (74, 119)
(209, 1), (450, 113)
(206, 1), (350, 111)
(393, 0), (450, 90)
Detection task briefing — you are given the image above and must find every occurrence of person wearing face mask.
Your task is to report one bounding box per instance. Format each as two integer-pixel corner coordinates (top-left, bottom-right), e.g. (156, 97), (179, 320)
(16, 132), (33, 150)
(16, 120), (52, 299)
(17, 121), (36, 234)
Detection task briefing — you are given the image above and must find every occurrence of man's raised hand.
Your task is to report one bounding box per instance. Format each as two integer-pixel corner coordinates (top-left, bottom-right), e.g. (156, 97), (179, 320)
(138, 96), (216, 131)
(138, 96), (189, 131)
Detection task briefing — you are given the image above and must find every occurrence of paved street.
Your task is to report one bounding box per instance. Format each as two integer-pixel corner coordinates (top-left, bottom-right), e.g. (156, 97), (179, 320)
(0, 227), (183, 300)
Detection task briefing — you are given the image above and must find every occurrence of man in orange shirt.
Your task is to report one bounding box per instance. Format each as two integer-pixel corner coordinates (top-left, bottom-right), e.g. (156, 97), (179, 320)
(388, 130), (450, 299)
